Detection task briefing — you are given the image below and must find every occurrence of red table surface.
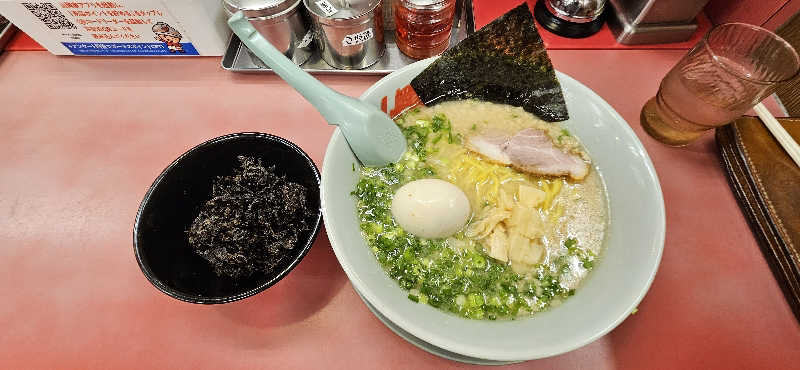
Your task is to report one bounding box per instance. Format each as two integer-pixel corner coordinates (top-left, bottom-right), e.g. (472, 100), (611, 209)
(1, 48), (798, 369)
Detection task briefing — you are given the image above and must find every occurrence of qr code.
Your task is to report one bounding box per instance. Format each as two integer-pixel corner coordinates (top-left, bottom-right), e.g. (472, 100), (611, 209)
(23, 3), (77, 30)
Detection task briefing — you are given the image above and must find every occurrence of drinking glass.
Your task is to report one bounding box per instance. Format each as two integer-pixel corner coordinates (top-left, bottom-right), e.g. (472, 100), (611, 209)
(640, 23), (800, 146)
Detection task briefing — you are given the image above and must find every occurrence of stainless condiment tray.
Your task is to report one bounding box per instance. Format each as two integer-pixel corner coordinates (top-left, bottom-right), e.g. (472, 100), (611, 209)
(0, 15), (17, 54)
(222, 0), (474, 74)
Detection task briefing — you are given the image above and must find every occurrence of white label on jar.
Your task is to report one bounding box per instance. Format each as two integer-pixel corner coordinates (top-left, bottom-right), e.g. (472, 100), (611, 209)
(342, 28), (374, 47)
(315, 0), (338, 17)
(298, 31), (313, 48)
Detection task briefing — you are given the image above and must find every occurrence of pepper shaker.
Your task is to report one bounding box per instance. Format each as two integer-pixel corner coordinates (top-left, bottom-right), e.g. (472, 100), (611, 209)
(533, 0), (607, 38)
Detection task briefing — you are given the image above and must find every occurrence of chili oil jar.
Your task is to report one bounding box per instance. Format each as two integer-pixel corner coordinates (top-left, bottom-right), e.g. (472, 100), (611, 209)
(393, 0), (457, 59)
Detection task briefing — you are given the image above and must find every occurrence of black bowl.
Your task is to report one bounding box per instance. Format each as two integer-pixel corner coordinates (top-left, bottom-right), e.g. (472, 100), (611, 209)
(133, 133), (322, 304)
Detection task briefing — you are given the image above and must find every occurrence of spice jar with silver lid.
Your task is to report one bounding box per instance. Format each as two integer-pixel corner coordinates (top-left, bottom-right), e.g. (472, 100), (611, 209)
(223, 0), (314, 66)
(303, 0), (385, 70)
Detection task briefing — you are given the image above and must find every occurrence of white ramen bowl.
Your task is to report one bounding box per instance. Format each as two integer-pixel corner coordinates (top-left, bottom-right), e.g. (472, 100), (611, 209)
(321, 58), (665, 362)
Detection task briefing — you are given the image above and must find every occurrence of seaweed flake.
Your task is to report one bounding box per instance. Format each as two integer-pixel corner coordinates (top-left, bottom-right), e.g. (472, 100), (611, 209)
(187, 156), (310, 279)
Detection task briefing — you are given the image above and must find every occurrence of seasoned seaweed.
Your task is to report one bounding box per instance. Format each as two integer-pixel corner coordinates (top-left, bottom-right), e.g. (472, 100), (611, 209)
(187, 156), (310, 279)
(410, 3), (569, 122)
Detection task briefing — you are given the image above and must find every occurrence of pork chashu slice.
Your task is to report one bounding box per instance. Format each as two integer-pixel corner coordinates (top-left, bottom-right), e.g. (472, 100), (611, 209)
(465, 128), (589, 180)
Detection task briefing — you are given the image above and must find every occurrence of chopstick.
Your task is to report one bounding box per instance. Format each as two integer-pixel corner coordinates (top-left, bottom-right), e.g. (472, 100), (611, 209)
(753, 103), (800, 168)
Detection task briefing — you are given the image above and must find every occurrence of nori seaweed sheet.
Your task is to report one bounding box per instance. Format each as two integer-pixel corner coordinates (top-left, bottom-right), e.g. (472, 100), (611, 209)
(410, 3), (569, 122)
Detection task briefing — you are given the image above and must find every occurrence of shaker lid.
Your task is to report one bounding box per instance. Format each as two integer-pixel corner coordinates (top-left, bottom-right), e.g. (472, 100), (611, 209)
(223, 0), (298, 18)
(303, 0), (381, 20)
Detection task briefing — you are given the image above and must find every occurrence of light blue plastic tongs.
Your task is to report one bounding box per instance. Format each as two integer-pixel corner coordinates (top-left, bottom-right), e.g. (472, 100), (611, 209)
(227, 11), (406, 167)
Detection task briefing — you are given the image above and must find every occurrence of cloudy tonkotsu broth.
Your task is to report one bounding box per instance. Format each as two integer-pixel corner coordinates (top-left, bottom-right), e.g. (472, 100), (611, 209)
(353, 100), (608, 320)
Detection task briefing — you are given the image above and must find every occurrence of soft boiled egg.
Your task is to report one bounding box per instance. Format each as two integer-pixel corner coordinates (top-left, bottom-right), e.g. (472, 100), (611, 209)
(391, 179), (471, 239)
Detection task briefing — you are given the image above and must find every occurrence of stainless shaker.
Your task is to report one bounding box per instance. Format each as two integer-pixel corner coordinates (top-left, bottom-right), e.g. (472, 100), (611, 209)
(303, 0), (385, 70)
(533, 0), (607, 38)
(223, 0), (313, 66)
(607, 0), (711, 44)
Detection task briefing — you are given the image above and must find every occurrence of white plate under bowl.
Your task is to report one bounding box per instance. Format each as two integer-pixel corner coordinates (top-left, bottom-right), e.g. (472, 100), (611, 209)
(352, 284), (519, 366)
(321, 57), (665, 362)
